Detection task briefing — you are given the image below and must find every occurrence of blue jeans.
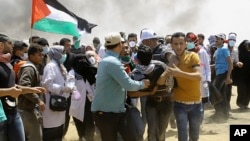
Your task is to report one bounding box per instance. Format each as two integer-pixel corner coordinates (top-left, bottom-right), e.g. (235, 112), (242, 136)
(174, 102), (202, 141)
(0, 112), (25, 141)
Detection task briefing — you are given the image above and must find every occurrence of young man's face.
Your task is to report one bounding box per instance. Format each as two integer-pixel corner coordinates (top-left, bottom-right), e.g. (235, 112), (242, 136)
(120, 42), (130, 56)
(29, 52), (44, 65)
(171, 36), (187, 56)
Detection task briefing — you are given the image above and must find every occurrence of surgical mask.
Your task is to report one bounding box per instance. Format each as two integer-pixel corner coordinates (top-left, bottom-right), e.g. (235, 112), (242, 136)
(228, 40), (236, 47)
(129, 41), (136, 48)
(59, 54), (67, 63)
(21, 53), (28, 60)
(187, 42), (195, 50)
(42, 46), (50, 55)
(120, 55), (131, 64)
(88, 56), (96, 65)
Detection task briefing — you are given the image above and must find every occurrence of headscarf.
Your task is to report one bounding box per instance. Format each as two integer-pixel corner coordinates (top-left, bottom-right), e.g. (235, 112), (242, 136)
(47, 45), (67, 78)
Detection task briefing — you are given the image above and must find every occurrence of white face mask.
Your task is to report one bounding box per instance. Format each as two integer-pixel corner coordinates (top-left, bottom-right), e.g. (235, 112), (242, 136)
(228, 40), (236, 47)
(88, 56), (96, 65)
(21, 53), (28, 60)
(42, 46), (50, 55)
(129, 41), (136, 48)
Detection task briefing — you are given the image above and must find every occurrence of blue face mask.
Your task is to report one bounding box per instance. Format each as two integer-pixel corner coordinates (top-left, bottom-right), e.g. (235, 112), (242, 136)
(187, 42), (195, 50)
(228, 40), (236, 47)
(42, 46), (50, 55)
(60, 54), (67, 63)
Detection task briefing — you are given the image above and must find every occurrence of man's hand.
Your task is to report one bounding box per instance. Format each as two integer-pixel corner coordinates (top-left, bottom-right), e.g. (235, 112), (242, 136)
(236, 62), (243, 68)
(142, 79), (150, 89)
(225, 77), (233, 85)
(167, 64), (182, 77)
(38, 100), (45, 112)
(9, 86), (22, 98)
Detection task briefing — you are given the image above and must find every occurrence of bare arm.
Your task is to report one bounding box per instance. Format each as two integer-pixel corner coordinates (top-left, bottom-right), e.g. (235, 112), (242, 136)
(0, 86), (22, 98)
(226, 56), (233, 84)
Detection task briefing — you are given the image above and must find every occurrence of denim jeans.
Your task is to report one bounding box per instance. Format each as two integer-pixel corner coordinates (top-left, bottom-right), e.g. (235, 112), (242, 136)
(174, 102), (202, 141)
(146, 99), (173, 141)
(0, 112), (25, 141)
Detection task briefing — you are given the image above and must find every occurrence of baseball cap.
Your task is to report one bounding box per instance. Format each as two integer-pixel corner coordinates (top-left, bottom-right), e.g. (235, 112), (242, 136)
(228, 33), (237, 41)
(215, 33), (226, 40)
(104, 32), (124, 46)
(0, 33), (13, 42)
(140, 28), (158, 41)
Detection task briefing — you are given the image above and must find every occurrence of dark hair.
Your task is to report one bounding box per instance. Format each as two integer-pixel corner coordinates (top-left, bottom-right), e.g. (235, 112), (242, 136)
(28, 44), (43, 56)
(137, 44), (152, 66)
(35, 38), (49, 46)
(128, 33), (137, 40)
(197, 34), (205, 40)
(171, 32), (186, 43)
(59, 38), (71, 46)
(29, 36), (40, 43)
(13, 41), (28, 54)
(93, 37), (100, 44)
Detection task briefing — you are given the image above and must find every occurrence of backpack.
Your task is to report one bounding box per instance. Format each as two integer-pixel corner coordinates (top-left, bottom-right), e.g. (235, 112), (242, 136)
(13, 60), (27, 83)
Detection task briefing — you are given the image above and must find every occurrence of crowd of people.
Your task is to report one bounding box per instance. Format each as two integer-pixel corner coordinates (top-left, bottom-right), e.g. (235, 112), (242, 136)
(0, 28), (250, 141)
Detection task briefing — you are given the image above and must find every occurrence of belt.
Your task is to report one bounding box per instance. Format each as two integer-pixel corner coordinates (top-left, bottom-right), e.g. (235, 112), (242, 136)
(148, 95), (171, 102)
(175, 101), (201, 105)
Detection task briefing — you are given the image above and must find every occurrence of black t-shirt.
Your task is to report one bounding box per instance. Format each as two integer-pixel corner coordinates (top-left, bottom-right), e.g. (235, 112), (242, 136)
(0, 62), (17, 115)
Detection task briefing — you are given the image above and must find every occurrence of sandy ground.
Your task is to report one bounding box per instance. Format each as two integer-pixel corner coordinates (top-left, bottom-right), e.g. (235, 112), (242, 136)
(64, 86), (250, 141)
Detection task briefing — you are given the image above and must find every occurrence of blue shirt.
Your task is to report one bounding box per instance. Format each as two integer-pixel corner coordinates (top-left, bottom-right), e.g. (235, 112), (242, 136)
(215, 45), (230, 75)
(91, 50), (145, 113)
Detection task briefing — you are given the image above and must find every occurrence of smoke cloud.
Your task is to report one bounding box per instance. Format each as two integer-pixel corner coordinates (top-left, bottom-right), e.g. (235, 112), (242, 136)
(0, 0), (249, 45)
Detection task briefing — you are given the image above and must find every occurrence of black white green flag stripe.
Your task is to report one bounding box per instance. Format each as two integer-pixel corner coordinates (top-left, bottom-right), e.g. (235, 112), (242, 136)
(31, 0), (97, 37)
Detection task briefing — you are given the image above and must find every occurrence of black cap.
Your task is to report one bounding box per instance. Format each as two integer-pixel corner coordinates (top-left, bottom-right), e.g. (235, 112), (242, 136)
(36, 38), (49, 46)
(13, 41), (28, 50)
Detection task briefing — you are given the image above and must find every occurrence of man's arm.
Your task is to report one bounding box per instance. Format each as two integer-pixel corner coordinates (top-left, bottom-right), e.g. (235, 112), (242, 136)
(226, 56), (233, 84)
(167, 64), (202, 81)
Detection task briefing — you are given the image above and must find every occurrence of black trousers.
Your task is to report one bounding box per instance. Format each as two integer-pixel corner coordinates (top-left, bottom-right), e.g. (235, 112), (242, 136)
(73, 98), (95, 141)
(43, 124), (64, 141)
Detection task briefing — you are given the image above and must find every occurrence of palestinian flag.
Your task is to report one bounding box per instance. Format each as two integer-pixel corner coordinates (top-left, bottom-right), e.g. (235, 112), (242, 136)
(31, 0), (97, 37)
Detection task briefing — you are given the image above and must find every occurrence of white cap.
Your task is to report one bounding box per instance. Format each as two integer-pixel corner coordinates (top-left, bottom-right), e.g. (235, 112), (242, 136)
(140, 28), (158, 41)
(228, 33), (237, 40)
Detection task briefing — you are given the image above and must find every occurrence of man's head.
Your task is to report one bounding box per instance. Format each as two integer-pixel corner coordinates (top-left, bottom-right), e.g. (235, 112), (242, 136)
(104, 32), (124, 53)
(186, 32), (198, 50)
(171, 32), (186, 56)
(215, 33), (226, 48)
(0, 33), (13, 54)
(28, 44), (44, 65)
(197, 33), (205, 46)
(165, 35), (172, 45)
(29, 36), (40, 44)
(137, 45), (152, 66)
(140, 28), (158, 49)
(93, 37), (100, 48)
(13, 41), (28, 59)
(127, 33), (137, 47)
(228, 32), (237, 47)
(59, 38), (71, 54)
